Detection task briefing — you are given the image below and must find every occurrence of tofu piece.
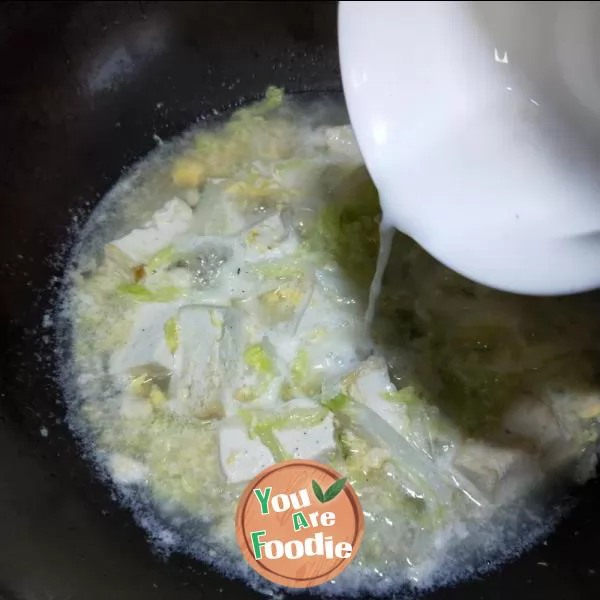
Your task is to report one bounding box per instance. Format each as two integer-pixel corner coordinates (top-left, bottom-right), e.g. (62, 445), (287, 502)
(170, 305), (224, 418)
(453, 440), (543, 504)
(108, 454), (149, 485)
(276, 412), (336, 460)
(218, 308), (247, 392)
(502, 400), (563, 451)
(343, 356), (407, 433)
(500, 399), (578, 471)
(109, 302), (178, 375)
(105, 198), (193, 266)
(218, 399), (335, 483)
(218, 418), (274, 484)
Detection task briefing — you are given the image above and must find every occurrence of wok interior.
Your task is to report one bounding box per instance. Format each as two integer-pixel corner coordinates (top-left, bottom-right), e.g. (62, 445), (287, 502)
(1, 2), (600, 599)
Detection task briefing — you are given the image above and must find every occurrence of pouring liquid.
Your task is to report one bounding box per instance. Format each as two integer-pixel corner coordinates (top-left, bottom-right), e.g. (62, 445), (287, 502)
(340, 0), (600, 296)
(365, 215), (394, 335)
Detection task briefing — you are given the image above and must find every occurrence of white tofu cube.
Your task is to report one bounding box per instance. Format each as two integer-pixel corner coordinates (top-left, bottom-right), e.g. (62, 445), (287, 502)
(276, 412), (336, 460)
(343, 356), (407, 434)
(501, 399), (580, 472)
(218, 419), (274, 484)
(170, 305), (224, 418)
(501, 400), (564, 452)
(453, 440), (543, 504)
(109, 302), (178, 375)
(106, 198), (193, 266)
(218, 308), (246, 389)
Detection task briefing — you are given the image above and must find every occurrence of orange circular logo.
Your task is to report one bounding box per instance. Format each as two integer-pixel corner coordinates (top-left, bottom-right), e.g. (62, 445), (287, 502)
(235, 459), (364, 588)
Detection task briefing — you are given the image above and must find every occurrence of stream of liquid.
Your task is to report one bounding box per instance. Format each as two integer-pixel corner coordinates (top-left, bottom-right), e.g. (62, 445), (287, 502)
(365, 216), (394, 334)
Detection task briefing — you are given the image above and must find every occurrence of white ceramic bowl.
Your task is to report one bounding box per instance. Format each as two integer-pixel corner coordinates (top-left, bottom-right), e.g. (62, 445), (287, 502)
(340, 1), (600, 295)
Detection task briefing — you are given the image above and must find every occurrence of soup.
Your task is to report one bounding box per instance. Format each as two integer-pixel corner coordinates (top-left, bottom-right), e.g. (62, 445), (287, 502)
(61, 89), (600, 595)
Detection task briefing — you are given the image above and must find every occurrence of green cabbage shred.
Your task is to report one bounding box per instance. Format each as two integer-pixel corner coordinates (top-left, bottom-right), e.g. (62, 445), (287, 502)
(117, 283), (183, 302)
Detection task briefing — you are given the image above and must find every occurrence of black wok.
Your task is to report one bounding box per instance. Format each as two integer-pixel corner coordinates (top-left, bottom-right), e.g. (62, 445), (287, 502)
(1, 2), (600, 599)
